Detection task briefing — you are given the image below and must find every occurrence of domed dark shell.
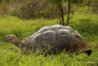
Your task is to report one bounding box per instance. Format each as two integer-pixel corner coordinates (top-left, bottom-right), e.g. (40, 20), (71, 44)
(23, 25), (91, 54)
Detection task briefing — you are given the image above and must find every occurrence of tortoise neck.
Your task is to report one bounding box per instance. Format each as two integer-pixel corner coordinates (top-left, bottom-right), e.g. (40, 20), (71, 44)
(12, 39), (23, 48)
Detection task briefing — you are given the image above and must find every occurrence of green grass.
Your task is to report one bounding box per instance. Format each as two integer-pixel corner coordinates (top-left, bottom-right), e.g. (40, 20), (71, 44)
(0, 12), (98, 66)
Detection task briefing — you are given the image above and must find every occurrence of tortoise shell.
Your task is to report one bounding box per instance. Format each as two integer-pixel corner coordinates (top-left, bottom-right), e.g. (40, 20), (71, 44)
(23, 25), (91, 54)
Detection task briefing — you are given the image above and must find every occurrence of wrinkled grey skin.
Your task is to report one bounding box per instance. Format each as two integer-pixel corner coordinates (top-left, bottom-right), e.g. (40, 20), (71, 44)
(5, 24), (91, 55)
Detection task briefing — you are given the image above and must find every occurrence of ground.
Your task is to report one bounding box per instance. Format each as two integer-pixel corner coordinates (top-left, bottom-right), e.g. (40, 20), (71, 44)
(0, 12), (98, 66)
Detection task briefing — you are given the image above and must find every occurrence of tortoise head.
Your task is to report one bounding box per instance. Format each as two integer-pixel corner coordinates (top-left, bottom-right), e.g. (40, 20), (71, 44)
(5, 34), (22, 46)
(4, 34), (30, 53)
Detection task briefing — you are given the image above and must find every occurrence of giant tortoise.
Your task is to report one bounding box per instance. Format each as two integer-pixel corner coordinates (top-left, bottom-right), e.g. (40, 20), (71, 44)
(5, 24), (92, 55)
